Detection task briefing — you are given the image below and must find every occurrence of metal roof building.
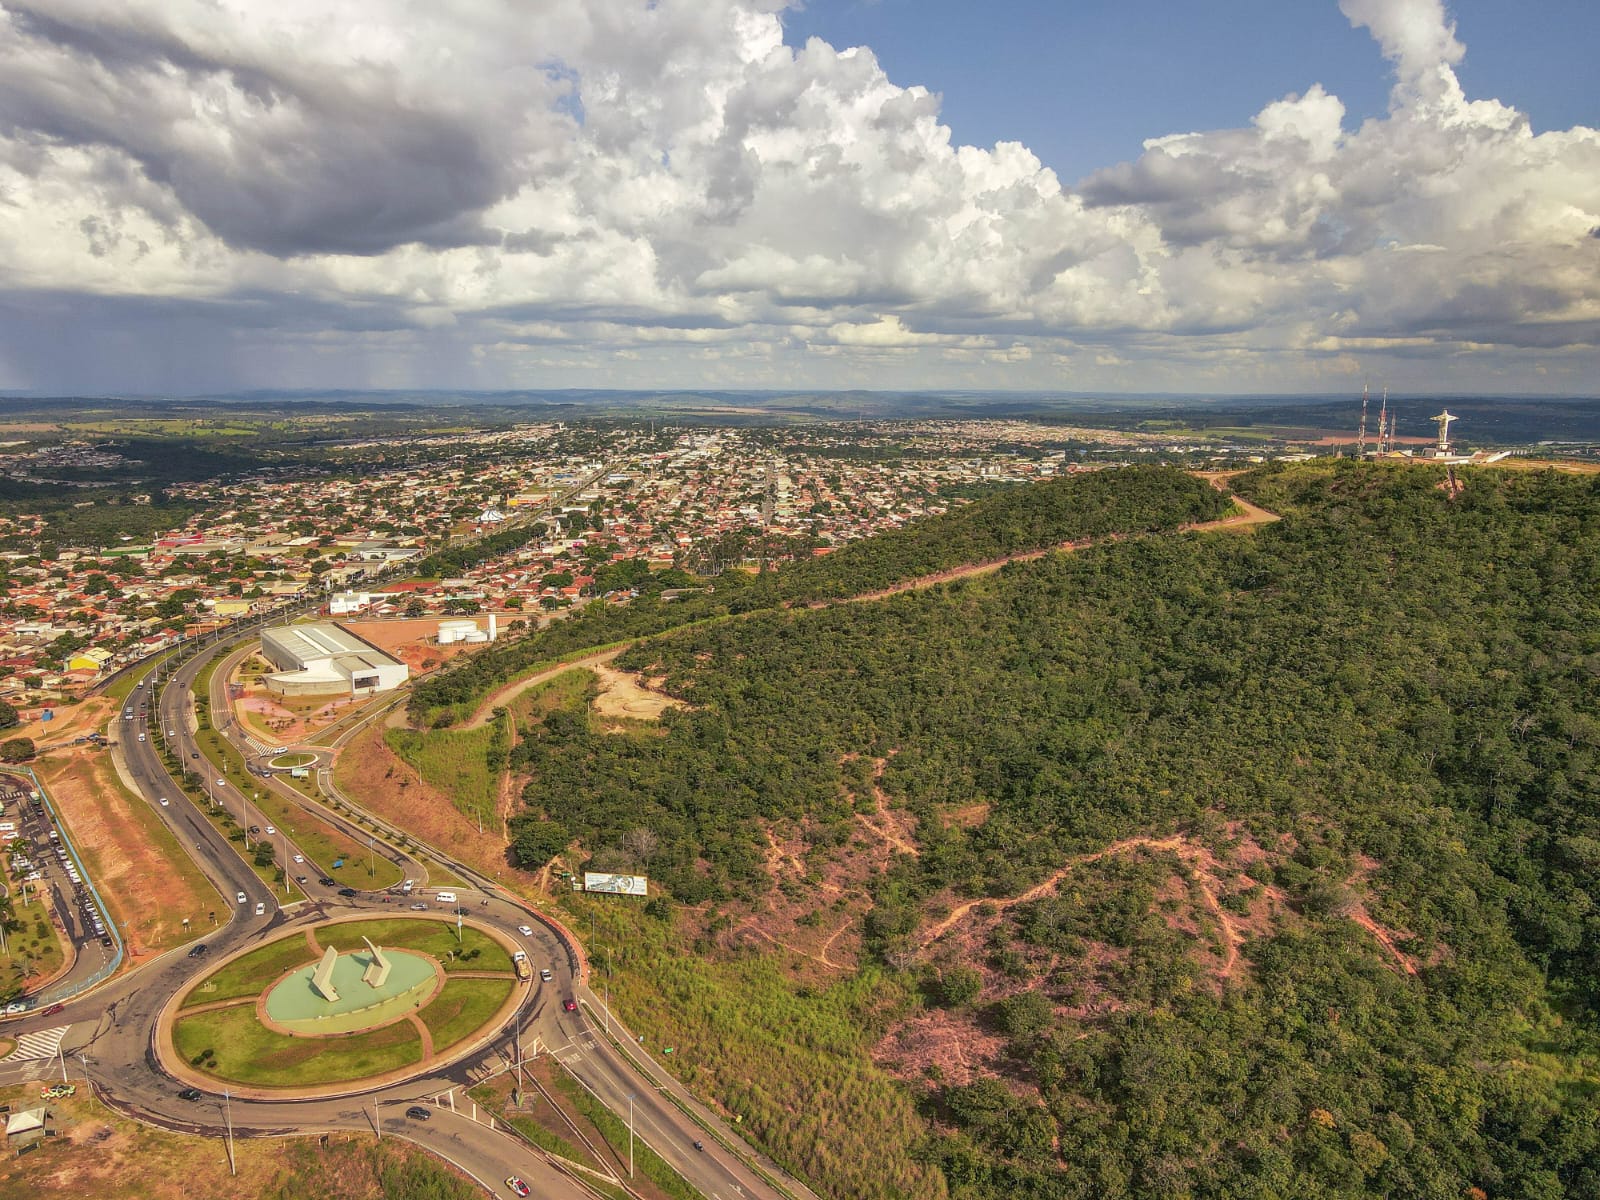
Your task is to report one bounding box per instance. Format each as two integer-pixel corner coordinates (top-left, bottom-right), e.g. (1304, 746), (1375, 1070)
(258, 621), (409, 696)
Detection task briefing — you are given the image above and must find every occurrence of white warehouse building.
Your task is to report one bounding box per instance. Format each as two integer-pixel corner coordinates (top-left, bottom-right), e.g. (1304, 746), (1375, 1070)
(258, 622), (410, 697)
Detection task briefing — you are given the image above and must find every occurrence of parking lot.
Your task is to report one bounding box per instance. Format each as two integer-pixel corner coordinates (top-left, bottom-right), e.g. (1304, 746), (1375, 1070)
(1, 774), (115, 1009)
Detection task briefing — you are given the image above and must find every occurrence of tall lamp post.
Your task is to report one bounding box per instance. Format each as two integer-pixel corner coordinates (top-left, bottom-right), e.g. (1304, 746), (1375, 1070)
(223, 1088), (236, 1176)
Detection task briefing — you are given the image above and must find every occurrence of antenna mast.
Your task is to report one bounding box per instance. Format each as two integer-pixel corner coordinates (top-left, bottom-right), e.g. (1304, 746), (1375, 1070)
(1376, 389), (1388, 454)
(1358, 384), (1369, 458)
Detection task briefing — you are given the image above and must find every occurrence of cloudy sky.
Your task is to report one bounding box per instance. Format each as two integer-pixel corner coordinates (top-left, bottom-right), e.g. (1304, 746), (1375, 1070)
(0, 0), (1596, 397)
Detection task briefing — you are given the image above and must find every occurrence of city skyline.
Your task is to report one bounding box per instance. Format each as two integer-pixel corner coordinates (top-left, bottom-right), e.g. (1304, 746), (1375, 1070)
(0, 0), (1596, 396)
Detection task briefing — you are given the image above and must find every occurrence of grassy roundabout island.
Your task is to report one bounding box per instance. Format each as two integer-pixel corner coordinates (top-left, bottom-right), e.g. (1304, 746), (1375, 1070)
(170, 917), (518, 1089)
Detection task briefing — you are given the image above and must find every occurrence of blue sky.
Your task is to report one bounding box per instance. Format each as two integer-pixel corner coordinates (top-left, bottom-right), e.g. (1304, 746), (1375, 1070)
(781, 0), (1599, 183)
(0, 0), (1597, 396)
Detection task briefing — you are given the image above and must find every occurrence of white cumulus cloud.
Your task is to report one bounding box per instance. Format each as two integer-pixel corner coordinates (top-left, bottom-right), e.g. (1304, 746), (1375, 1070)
(0, 0), (1594, 393)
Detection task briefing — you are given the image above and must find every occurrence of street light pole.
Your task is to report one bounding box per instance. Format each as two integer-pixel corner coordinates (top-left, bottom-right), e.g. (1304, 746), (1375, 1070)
(224, 1088), (236, 1175)
(628, 1093), (635, 1179)
(515, 1016), (523, 1095)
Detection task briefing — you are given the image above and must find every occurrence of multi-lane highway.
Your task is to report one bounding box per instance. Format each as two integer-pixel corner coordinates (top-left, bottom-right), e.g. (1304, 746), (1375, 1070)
(1, 634), (815, 1200)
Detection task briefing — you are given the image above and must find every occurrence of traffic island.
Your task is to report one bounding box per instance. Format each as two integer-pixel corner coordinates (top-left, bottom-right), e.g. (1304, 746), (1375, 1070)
(159, 914), (522, 1097)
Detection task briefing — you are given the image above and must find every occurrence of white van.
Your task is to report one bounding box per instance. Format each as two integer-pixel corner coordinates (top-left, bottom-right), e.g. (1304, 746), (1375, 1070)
(0, 822), (15, 834)
(435, 891), (457, 905)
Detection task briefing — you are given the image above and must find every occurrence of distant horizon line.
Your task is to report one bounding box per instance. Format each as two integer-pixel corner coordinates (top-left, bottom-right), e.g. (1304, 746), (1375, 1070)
(2, 388), (1597, 403)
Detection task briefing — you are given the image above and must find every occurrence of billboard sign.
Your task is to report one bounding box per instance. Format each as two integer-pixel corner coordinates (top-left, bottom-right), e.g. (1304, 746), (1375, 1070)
(583, 872), (648, 897)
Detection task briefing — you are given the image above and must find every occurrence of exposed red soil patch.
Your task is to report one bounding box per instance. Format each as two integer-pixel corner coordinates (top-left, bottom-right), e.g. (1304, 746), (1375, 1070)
(340, 617), (491, 672)
(856, 754), (920, 859)
(590, 661), (684, 728)
(330, 723), (541, 894)
(36, 746), (215, 959)
(938, 802), (991, 830)
(876, 1008), (1012, 1089)
(1345, 855), (1422, 976)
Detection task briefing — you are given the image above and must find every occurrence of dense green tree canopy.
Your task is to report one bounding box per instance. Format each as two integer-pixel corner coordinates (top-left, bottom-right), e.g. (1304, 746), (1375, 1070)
(500, 462), (1600, 1200)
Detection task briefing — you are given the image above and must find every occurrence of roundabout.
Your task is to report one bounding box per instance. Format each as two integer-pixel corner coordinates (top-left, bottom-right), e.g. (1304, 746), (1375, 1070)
(267, 750), (319, 771)
(164, 915), (522, 1093)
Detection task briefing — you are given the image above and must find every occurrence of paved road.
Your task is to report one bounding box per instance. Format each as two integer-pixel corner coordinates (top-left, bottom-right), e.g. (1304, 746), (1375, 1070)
(1, 636), (816, 1200)
(196, 637), (431, 891)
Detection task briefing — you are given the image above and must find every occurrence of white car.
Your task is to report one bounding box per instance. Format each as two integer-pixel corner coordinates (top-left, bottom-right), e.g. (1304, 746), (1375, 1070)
(265, 825), (276, 835)
(539, 967), (553, 982)
(517, 924), (534, 937)
(292, 854), (304, 864)
(137, 733), (146, 742)
(236, 891), (247, 904)
(159, 797), (169, 807)
(215, 779), (226, 789)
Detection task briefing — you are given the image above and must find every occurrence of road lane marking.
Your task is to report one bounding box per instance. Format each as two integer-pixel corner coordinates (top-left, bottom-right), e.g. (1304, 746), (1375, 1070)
(3, 1024), (72, 1062)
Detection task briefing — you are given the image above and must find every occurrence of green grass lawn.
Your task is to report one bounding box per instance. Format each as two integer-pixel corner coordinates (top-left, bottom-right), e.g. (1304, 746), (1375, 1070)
(0, 875), (66, 1003)
(317, 918), (513, 973)
(172, 1003), (423, 1086)
(244, 783), (405, 891)
(419, 977), (515, 1051)
(182, 935), (317, 1008)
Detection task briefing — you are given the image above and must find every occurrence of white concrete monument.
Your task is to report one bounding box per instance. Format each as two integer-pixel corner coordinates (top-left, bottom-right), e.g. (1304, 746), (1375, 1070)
(310, 944), (341, 1002)
(361, 936), (391, 989)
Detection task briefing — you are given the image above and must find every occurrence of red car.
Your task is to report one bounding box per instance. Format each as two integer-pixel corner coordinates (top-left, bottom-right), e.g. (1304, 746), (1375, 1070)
(563, 998), (577, 1012)
(505, 1177), (531, 1198)
(41, 1003), (65, 1017)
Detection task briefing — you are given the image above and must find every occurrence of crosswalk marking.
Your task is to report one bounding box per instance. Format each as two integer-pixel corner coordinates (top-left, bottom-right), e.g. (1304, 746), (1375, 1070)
(3, 1025), (71, 1062)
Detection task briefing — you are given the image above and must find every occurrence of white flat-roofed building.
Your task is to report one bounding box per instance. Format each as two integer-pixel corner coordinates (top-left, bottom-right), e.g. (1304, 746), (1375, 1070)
(258, 621), (409, 696)
(328, 591), (372, 616)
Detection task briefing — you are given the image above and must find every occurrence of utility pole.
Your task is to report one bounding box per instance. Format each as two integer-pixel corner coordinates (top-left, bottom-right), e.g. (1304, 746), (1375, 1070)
(374, 1094), (381, 1140)
(224, 1089), (236, 1175)
(56, 1037), (68, 1084)
(628, 1093), (635, 1179)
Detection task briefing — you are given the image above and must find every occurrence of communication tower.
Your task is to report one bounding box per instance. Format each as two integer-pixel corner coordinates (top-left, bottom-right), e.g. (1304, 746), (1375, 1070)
(1358, 385), (1369, 457)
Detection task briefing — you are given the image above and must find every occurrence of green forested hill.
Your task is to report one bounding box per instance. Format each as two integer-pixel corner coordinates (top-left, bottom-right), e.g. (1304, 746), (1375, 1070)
(410, 464), (1228, 723)
(510, 462), (1600, 1200)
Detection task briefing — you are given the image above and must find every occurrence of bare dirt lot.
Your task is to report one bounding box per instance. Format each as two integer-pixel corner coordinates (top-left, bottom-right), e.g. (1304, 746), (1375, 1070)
(35, 746), (215, 957)
(589, 662), (682, 728)
(342, 617), (517, 673)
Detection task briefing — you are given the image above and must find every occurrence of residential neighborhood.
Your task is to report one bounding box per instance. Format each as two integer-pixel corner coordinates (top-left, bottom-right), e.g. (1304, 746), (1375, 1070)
(0, 418), (1153, 708)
